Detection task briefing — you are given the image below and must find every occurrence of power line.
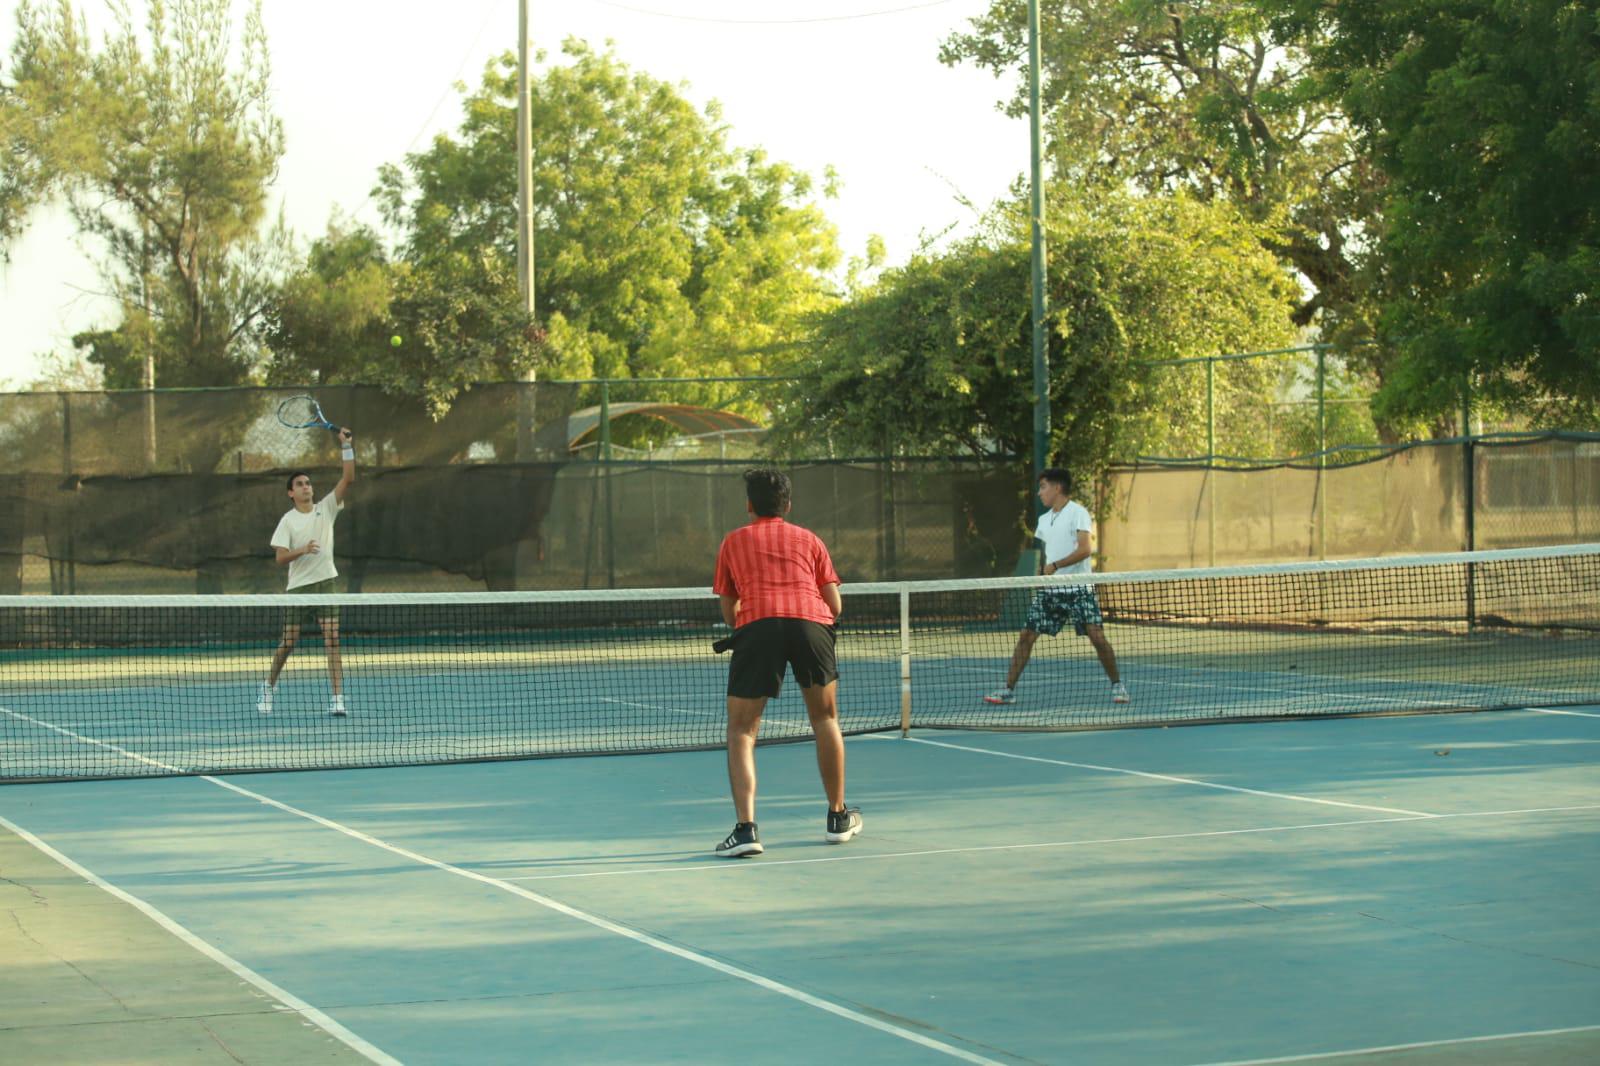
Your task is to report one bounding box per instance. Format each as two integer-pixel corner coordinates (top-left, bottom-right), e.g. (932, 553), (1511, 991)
(342, 0), (504, 225)
(583, 0), (958, 27)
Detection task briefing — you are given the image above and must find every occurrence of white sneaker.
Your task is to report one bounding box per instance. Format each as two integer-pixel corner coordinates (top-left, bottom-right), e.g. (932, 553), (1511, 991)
(1111, 682), (1131, 704)
(983, 687), (1016, 705)
(329, 695), (347, 718)
(256, 683), (274, 715)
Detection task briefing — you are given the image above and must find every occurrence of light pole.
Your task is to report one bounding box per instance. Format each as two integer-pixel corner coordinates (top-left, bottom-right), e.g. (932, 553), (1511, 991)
(516, 0), (535, 322)
(1027, 0), (1049, 504)
(515, 0), (539, 465)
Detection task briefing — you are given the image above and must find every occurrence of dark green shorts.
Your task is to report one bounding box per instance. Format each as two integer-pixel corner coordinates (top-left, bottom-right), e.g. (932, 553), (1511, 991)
(283, 577), (340, 629)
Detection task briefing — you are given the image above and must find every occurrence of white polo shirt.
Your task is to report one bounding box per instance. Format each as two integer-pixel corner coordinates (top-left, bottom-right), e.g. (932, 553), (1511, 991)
(1036, 500), (1093, 576)
(271, 491), (344, 590)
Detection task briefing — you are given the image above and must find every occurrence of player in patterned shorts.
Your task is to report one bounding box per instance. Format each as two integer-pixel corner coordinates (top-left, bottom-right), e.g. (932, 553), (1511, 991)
(984, 467), (1129, 707)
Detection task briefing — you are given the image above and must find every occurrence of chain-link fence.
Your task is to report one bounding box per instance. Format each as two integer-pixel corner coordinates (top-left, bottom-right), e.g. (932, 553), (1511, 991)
(0, 384), (1035, 592)
(4, 382), (1595, 593)
(2, 460), (1034, 594)
(1100, 432), (1600, 570)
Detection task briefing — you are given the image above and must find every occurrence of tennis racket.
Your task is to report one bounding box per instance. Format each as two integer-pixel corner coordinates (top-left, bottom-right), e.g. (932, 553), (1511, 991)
(276, 394), (342, 434)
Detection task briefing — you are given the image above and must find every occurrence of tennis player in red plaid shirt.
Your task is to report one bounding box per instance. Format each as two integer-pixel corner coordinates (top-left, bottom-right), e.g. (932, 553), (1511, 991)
(710, 469), (862, 857)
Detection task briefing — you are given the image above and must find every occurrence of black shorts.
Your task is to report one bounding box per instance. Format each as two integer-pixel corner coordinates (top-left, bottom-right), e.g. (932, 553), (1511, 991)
(726, 617), (838, 700)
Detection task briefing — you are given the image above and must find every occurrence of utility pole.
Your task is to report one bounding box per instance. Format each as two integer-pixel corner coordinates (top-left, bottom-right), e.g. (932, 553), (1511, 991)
(1027, 0), (1049, 505)
(514, 0), (539, 588)
(516, 0), (536, 322)
(515, 0), (538, 459)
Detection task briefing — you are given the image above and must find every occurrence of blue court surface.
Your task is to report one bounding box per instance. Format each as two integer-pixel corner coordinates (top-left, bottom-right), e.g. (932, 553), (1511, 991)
(3, 706), (1598, 1064)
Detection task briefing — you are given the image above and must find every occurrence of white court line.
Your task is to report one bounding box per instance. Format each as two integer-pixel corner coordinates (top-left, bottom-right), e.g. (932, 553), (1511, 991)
(903, 735), (1436, 816)
(1076, 674), (1473, 712)
(196, 775), (1001, 1064)
(0, 705), (1000, 1065)
(496, 803), (1600, 882)
(504, 814), (1430, 880)
(946, 662), (1414, 703)
(599, 696), (721, 719)
(6, 705), (1592, 1061)
(943, 660), (1585, 706)
(0, 704), (187, 774)
(0, 807), (399, 1066)
(1528, 706), (1600, 718)
(1190, 1022), (1600, 1065)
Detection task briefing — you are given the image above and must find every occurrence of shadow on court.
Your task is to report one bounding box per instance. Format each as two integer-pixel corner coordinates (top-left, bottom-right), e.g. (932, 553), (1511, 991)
(2, 708), (1598, 1065)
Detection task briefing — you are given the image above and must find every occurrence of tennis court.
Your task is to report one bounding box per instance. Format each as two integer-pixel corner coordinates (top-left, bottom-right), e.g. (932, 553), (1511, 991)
(4, 712), (1599, 1064)
(3, 548), (1599, 1063)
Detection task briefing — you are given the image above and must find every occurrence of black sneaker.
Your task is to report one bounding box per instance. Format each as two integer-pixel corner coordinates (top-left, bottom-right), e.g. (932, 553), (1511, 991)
(715, 822), (763, 858)
(825, 806), (863, 844)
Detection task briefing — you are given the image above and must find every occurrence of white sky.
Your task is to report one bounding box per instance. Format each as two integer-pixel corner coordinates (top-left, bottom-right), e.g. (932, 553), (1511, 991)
(0, 0), (1027, 387)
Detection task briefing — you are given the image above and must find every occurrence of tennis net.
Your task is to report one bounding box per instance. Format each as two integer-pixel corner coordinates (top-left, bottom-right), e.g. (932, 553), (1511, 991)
(3, 544), (1597, 782)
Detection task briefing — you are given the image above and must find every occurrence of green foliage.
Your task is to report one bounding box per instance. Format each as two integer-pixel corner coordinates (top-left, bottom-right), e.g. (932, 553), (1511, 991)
(943, 1), (1381, 337)
(0, 43), (53, 253)
(1275, 0), (1600, 425)
(335, 39), (841, 416)
(768, 189), (1298, 487)
(1267, 352), (1381, 460)
(262, 223), (396, 386)
(2, 0), (287, 386)
(72, 322), (148, 390)
(15, 347), (102, 391)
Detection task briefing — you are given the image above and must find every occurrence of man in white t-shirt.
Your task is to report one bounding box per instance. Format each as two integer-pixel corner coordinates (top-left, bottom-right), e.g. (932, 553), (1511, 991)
(257, 426), (356, 717)
(984, 467), (1129, 706)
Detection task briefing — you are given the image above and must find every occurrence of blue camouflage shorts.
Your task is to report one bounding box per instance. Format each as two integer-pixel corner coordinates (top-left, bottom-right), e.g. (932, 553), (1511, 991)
(1024, 584), (1104, 637)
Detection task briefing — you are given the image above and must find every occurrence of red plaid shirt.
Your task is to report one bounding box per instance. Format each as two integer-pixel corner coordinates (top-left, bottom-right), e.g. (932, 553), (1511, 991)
(713, 516), (840, 627)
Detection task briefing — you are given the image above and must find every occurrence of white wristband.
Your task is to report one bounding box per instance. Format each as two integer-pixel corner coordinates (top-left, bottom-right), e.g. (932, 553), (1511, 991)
(341, 446), (355, 461)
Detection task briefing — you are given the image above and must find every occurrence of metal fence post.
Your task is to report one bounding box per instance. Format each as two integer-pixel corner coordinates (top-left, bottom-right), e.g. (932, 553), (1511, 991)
(601, 381), (616, 588)
(1206, 357), (1216, 567)
(1317, 346), (1327, 560)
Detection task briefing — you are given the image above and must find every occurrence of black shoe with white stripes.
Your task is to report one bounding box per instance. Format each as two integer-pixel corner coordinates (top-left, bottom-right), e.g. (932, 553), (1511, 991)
(715, 822), (763, 858)
(825, 806), (863, 844)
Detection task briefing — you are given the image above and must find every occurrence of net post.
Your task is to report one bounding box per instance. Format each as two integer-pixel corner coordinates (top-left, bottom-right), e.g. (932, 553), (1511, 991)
(898, 584), (912, 737)
(1028, 0), (1050, 489)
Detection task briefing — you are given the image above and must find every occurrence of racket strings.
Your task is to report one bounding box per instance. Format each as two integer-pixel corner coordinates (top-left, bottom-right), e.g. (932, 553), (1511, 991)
(277, 395), (323, 428)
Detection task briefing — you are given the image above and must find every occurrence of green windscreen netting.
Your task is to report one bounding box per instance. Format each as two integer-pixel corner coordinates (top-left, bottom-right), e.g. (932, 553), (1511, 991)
(4, 386), (1595, 593)
(0, 384), (1033, 593)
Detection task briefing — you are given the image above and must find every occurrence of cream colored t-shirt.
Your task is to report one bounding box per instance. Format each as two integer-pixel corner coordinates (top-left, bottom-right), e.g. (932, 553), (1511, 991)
(270, 491), (344, 590)
(1035, 500), (1093, 576)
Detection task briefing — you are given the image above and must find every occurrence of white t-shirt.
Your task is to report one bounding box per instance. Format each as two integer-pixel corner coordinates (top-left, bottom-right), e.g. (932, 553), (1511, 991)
(270, 491), (344, 590)
(1035, 500), (1094, 576)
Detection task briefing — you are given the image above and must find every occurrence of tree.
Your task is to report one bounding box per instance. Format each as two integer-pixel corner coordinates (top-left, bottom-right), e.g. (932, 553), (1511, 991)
(262, 222), (396, 387)
(1272, 0), (1600, 425)
(767, 189), (1299, 486)
(1267, 351), (1380, 459)
(335, 39), (841, 416)
(2, 0), (287, 387)
(0, 49), (52, 251)
(943, 1), (1380, 335)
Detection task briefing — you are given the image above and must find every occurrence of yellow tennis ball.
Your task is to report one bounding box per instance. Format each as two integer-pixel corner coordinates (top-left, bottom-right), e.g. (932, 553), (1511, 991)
(390, 334), (403, 347)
